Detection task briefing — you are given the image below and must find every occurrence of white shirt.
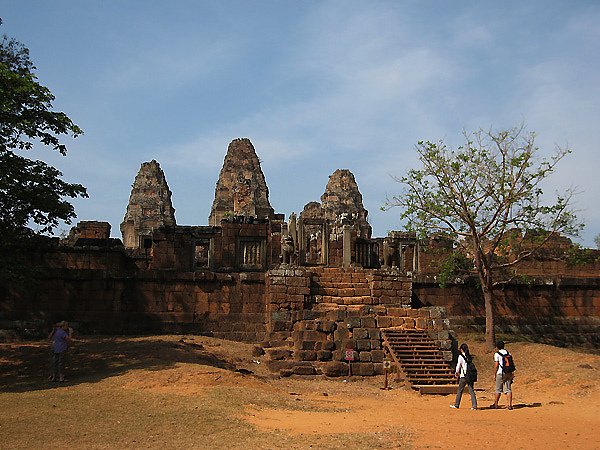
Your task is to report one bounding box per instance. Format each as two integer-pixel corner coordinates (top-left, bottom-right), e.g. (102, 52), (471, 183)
(455, 353), (468, 378)
(494, 349), (508, 375)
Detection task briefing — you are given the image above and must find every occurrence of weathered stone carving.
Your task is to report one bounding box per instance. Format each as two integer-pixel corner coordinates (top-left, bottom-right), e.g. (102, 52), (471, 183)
(281, 234), (295, 265)
(120, 160), (176, 249)
(209, 138), (274, 225)
(383, 238), (400, 268)
(280, 212), (299, 266)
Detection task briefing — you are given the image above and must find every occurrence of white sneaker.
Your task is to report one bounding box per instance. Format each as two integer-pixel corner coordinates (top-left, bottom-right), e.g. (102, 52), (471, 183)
(450, 405), (458, 409)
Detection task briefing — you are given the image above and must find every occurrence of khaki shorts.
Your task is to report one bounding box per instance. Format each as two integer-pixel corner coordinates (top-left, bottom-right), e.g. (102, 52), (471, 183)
(495, 373), (513, 394)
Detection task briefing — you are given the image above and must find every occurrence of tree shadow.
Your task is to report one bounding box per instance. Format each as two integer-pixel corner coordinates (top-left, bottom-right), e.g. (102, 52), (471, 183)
(0, 336), (246, 394)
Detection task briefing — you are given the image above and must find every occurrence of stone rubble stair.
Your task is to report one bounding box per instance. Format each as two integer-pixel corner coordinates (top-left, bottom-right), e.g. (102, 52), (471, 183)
(310, 267), (373, 305)
(382, 328), (457, 395)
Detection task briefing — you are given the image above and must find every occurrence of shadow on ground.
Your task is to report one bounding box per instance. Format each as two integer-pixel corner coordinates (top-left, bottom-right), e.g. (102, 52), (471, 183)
(0, 337), (242, 393)
(480, 402), (543, 410)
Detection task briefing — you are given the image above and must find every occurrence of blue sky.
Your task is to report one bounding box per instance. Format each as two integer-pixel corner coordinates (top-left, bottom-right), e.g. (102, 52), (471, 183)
(2, 1), (599, 246)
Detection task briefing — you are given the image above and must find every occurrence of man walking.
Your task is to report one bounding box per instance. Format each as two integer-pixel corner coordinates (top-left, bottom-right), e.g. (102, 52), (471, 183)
(491, 340), (513, 410)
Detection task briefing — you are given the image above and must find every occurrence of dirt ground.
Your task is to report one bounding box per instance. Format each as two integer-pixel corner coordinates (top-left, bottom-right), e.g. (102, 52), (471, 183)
(0, 333), (598, 449)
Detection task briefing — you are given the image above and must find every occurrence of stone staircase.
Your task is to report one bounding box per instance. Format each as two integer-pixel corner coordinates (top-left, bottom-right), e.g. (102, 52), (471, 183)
(382, 328), (457, 394)
(310, 267), (373, 305)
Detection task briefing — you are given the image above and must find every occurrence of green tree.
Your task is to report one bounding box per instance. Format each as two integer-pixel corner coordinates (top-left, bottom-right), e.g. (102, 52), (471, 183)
(385, 126), (582, 348)
(0, 23), (87, 281)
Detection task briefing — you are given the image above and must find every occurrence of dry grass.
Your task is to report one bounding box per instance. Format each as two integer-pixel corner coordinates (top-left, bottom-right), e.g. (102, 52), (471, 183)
(1, 333), (598, 449)
(0, 336), (411, 449)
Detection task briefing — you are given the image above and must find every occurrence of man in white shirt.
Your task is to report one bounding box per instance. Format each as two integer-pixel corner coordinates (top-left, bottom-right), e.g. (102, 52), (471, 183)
(491, 340), (513, 410)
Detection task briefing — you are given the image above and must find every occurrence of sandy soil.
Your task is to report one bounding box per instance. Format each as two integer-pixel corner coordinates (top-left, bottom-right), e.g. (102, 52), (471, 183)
(0, 334), (598, 449)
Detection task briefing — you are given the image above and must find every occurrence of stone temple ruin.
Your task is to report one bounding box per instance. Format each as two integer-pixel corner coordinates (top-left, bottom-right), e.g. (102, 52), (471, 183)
(2, 137), (599, 387)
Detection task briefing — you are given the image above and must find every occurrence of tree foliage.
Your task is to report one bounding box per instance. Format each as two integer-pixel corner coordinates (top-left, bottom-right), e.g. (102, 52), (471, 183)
(385, 126), (582, 347)
(0, 23), (87, 280)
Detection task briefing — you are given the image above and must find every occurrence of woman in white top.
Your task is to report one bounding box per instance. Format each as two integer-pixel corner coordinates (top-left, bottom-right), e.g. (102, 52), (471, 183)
(450, 343), (477, 410)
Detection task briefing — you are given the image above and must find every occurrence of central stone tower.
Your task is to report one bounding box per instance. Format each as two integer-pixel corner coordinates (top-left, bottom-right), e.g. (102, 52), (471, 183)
(209, 138), (275, 225)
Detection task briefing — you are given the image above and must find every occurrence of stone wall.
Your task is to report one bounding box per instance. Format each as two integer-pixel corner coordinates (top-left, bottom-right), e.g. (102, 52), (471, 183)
(413, 276), (600, 347)
(1, 258), (267, 342)
(263, 267), (453, 376)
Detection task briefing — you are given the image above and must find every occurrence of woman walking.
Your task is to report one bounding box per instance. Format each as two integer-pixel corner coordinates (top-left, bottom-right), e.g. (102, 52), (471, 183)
(450, 343), (477, 410)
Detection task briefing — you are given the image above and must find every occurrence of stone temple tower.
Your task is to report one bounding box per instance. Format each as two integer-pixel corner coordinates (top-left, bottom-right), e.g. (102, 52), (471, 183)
(209, 138), (274, 225)
(300, 168), (371, 238)
(120, 160), (176, 249)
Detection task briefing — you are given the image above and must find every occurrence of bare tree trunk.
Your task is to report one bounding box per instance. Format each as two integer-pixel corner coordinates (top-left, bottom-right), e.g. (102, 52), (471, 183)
(483, 285), (496, 349)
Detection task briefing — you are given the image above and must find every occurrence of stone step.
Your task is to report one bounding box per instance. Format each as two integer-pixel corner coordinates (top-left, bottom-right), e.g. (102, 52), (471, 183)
(382, 328), (456, 392)
(413, 384), (458, 395)
(390, 343), (438, 351)
(311, 287), (371, 297)
(314, 296), (374, 305)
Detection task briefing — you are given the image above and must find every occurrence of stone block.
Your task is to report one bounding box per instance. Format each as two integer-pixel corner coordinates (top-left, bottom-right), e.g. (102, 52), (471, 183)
(437, 339), (452, 350)
(350, 362), (374, 376)
(404, 318), (415, 329)
(268, 284), (287, 294)
(408, 309), (420, 318)
(269, 276), (286, 285)
(346, 306), (362, 317)
(436, 330), (450, 340)
(367, 328), (380, 339)
(288, 294), (305, 304)
(288, 286), (311, 296)
(316, 320), (336, 333)
(323, 340), (335, 351)
(338, 288), (355, 297)
(347, 317), (361, 328)
(371, 349), (385, 363)
(359, 351), (372, 362)
(427, 307), (444, 319)
(302, 310), (320, 320)
(269, 293), (288, 303)
(333, 328), (351, 341)
(322, 361), (349, 377)
(266, 348), (292, 360)
(317, 350), (333, 361)
(271, 321), (292, 332)
(293, 365), (317, 375)
(297, 340), (317, 351)
(360, 317), (377, 328)
(391, 317), (405, 327)
(370, 339), (381, 350)
(358, 305), (375, 315)
(292, 330), (322, 341)
(373, 363), (384, 375)
(356, 339), (371, 351)
(299, 320), (316, 331)
(295, 350), (317, 361)
(266, 359), (296, 372)
(372, 305), (387, 315)
(353, 328), (369, 339)
(418, 309), (431, 318)
(376, 316), (392, 328)
(326, 310), (347, 321)
(415, 318), (427, 329)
